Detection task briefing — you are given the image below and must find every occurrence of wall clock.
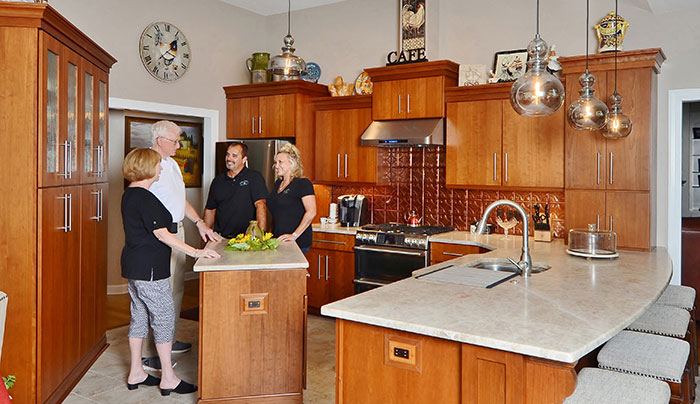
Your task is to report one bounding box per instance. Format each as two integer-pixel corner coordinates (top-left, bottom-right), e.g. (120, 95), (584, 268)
(139, 21), (191, 82)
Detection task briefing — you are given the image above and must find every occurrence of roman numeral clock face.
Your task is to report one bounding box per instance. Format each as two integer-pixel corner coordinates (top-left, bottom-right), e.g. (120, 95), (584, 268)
(139, 22), (191, 82)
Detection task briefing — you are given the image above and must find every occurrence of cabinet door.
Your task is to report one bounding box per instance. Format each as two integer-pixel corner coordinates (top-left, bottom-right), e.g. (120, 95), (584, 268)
(39, 186), (81, 401)
(404, 76), (444, 119)
(305, 249), (328, 309)
(95, 68), (109, 182)
(226, 97), (259, 139)
(81, 62), (109, 184)
(64, 48), (81, 185)
(565, 190), (605, 239)
(430, 243), (488, 265)
(502, 103), (564, 188)
(605, 68), (651, 191)
(327, 250), (355, 303)
(446, 100), (502, 187)
(606, 191), (650, 250)
(343, 107), (375, 183)
(314, 109), (345, 182)
(259, 94), (295, 138)
(373, 80), (404, 120)
(39, 33), (66, 188)
(564, 73), (607, 190)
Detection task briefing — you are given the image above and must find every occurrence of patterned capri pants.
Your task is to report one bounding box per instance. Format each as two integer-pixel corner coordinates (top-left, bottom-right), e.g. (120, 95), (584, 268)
(127, 278), (175, 344)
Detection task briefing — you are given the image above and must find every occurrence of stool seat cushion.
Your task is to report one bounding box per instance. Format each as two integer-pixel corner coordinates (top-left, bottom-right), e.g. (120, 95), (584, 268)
(598, 331), (689, 383)
(563, 368), (670, 404)
(657, 285), (696, 310)
(626, 303), (690, 338)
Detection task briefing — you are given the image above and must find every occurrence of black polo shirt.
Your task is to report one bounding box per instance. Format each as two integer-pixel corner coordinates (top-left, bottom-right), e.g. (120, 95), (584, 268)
(121, 187), (173, 281)
(266, 177), (315, 249)
(205, 167), (268, 238)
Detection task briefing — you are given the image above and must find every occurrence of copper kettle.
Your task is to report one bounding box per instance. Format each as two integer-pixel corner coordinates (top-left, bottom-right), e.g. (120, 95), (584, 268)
(405, 211), (422, 227)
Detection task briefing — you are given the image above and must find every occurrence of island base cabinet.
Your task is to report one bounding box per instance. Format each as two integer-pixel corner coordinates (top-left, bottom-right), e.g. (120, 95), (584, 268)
(198, 268), (306, 403)
(336, 320), (576, 404)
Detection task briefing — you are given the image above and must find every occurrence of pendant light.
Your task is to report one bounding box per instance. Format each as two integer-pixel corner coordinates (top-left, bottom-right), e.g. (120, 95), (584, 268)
(602, 0), (632, 138)
(567, 0), (609, 131)
(269, 0), (306, 81)
(510, 0), (565, 117)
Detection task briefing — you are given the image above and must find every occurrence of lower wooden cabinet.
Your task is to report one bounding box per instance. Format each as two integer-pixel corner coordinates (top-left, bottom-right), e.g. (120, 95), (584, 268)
(306, 232), (355, 313)
(565, 189), (650, 250)
(430, 242), (490, 265)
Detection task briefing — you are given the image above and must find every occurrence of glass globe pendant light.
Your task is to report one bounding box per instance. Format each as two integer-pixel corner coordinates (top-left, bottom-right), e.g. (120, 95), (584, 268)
(602, 0), (632, 138)
(510, 0), (565, 116)
(269, 0), (306, 81)
(567, 0), (609, 130)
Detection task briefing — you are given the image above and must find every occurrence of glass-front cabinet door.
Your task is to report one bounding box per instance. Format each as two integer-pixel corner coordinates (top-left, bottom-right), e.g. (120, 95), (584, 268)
(81, 62), (108, 183)
(64, 48), (81, 185)
(96, 68), (108, 181)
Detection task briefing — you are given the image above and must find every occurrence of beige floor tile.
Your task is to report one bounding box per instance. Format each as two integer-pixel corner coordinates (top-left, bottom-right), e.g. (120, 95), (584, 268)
(71, 371), (122, 398)
(63, 393), (100, 404)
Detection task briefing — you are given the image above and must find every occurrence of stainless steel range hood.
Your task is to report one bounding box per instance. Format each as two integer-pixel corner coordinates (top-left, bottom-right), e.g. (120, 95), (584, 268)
(360, 118), (444, 147)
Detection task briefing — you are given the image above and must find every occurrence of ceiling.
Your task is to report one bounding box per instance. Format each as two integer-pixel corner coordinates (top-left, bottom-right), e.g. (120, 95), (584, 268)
(216, 0), (347, 16)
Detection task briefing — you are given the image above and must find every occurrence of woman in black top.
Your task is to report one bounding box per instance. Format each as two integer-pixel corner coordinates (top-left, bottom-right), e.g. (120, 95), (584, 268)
(266, 144), (316, 253)
(121, 148), (218, 396)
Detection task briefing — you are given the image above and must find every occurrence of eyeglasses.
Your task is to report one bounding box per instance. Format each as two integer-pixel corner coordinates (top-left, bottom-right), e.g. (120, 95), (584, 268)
(159, 136), (180, 146)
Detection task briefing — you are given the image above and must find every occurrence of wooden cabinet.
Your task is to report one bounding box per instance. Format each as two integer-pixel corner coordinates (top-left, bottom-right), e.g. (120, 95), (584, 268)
(306, 232), (355, 313)
(560, 49), (664, 251)
(0, 4), (116, 403)
(227, 94), (296, 139)
(445, 85), (564, 189)
(313, 95), (376, 184)
(365, 60), (458, 120)
(430, 242), (490, 265)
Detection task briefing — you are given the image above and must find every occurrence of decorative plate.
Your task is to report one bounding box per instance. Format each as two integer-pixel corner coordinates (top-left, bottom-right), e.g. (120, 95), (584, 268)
(302, 62), (321, 83)
(354, 71), (373, 95)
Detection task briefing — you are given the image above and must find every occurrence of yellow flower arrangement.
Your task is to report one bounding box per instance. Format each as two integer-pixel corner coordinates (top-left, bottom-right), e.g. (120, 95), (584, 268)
(225, 232), (280, 251)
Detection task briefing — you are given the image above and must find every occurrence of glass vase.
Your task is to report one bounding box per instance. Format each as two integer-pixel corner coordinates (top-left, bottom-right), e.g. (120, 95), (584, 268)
(245, 220), (263, 240)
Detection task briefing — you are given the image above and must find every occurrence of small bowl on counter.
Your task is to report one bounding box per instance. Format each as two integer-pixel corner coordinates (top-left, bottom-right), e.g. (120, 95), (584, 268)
(567, 224), (618, 259)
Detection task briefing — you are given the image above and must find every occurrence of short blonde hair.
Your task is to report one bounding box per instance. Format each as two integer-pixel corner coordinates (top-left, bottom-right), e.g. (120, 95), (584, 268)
(122, 148), (161, 182)
(151, 120), (181, 145)
(276, 143), (304, 178)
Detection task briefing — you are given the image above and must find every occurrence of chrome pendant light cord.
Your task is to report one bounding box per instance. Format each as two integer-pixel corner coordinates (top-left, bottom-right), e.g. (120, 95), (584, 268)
(536, 0), (540, 37)
(614, 0), (618, 93)
(585, 0), (590, 72)
(287, 0), (291, 36)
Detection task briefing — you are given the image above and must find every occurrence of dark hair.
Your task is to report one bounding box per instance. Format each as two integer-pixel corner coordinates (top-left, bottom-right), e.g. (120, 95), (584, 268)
(228, 142), (248, 158)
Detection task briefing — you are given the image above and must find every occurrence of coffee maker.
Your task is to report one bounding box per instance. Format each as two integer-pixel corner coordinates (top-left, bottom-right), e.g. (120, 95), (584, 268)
(337, 195), (369, 227)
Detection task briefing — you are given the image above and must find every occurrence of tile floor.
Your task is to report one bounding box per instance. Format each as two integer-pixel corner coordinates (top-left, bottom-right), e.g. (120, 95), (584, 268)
(65, 315), (336, 404)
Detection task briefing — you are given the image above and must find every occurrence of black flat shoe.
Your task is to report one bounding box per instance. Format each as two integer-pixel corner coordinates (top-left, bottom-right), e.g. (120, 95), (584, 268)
(160, 380), (197, 396)
(127, 374), (160, 390)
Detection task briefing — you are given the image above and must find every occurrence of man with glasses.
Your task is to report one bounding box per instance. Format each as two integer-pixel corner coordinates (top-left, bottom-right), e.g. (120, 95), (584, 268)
(143, 120), (222, 371)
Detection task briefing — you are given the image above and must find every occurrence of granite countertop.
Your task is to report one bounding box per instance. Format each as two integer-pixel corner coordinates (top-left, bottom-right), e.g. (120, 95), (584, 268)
(193, 238), (309, 272)
(312, 223), (360, 235)
(321, 236), (672, 363)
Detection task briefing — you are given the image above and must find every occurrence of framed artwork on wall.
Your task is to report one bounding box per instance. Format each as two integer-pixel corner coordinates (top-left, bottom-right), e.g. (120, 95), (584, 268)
(400, 0), (426, 52)
(124, 116), (203, 188)
(492, 49), (528, 82)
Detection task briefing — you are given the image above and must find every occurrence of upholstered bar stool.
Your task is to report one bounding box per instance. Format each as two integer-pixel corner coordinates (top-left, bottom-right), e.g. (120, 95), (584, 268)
(563, 368), (670, 404)
(656, 285), (698, 377)
(597, 330), (690, 404)
(626, 303), (695, 400)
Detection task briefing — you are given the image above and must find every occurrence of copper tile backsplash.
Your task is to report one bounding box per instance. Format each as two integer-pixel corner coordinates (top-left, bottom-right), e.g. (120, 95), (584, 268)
(330, 146), (566, 238)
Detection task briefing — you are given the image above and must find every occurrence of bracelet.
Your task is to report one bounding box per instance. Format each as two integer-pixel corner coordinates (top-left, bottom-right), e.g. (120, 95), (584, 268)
(292, 232), (299, 239)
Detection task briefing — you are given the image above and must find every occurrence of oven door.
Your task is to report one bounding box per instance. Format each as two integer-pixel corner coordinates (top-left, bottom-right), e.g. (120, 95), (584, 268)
(353, 245), (428, 294)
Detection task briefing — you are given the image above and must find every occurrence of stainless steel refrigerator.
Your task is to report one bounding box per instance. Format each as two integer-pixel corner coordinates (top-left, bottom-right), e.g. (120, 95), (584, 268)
(215, 139), (292, 193)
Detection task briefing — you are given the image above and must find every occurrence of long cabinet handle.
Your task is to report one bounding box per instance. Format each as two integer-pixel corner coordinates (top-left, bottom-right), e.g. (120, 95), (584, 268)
(344, 154), (348, 178)
(98, 189), (103, 221)
(610, 215), (613, 232)
(504, 153), (509, 183)
(609, 152), (614, 185)
(317, 254), (321, 279)
(312, 239), (346, 246)
(596, 214), (600, 231)
(259, 116), (262, 134)
(59, 141), (70, 179)
(597, 152), (601, 185)
(251, 117), (256, 134)
(398, 94), (402, 114)
(493, 153), (497, 182)
(325, 255), (329, 280)
(57, 194), (69, 232)
(407, 94), (411, 114)
(91, 190), (100, 221)
(67, 142), (72, 179)
(337, 154), (340, 178)
(442, 252), (464, 257)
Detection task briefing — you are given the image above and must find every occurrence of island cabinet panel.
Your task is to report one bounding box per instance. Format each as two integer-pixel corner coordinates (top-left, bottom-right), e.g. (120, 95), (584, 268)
(336, 320), (577, 404)
(430, 242), (490, 265)
(306, 232), (355, 312)
(199, 268), (306, 402)
(313, 96), (375, 184)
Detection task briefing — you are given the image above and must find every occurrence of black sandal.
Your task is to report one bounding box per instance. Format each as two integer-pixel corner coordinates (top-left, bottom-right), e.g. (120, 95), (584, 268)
(127, 374), (160, 390)
(160, 380), (197, 396)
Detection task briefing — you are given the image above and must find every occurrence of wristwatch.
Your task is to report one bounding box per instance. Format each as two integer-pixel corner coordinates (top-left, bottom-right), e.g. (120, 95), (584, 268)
(292, 232), (299, 239)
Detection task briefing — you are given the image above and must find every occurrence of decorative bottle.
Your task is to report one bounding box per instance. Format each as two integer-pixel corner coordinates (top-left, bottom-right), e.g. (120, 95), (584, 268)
(245, 220), (263, 240)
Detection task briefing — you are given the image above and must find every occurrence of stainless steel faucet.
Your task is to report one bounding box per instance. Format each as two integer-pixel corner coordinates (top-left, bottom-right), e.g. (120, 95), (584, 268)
(476, 200), (533, 277)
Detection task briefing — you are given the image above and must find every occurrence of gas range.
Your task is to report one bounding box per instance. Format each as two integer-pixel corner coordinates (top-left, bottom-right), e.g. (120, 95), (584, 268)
(355, 223), (455, 251)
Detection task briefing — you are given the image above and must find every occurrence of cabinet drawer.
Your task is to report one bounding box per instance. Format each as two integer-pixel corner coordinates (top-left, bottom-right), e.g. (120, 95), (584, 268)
(311, 231), (355, 252)
(430, 242), (489, 265)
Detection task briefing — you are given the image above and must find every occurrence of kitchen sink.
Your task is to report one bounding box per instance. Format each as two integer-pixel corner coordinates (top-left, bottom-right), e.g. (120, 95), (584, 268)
(467, 259), (551, 274)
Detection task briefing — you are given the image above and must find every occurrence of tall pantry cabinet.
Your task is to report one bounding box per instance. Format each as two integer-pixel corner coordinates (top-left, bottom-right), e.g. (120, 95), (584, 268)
(0, 4), (116, 404)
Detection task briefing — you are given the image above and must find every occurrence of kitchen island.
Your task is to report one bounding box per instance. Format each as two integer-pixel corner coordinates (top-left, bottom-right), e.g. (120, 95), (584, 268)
(193, 240), (309, 404)
(321, 233), (672, 404)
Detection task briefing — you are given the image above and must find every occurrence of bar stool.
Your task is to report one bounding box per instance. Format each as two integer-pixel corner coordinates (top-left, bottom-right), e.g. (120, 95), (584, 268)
(626, 303), (695, 400)
(563, 367), (670, 404)
(597, 330), (690, 404)
(657, 285), (698, 377)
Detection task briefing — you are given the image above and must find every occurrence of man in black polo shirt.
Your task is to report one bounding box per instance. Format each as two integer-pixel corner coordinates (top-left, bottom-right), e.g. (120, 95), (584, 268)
(204, 142), (268, 238)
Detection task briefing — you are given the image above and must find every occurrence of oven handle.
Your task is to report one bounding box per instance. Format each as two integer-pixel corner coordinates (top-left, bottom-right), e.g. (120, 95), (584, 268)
(353, 278), (390, 287)
(353, 245), (425, 257)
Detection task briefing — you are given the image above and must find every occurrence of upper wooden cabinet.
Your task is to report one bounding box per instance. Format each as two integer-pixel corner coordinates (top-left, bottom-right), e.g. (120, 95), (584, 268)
(445, 84), (565, 189)
(224, 81), (328, 181)
(313, 95), (375, 184)
(365, 60), (458, 120)
(561, 49), (663, 191)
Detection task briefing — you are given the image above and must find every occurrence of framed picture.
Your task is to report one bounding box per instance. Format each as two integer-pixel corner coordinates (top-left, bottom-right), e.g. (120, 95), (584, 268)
(400, 0), (426, 52)
(125, 117), (203, 188)
(492, 49), (528, 82)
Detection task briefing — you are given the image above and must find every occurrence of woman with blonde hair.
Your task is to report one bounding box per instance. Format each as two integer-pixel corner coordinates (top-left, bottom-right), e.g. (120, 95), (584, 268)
(266, 144), (316, 253)
(121, 148), (218, 396)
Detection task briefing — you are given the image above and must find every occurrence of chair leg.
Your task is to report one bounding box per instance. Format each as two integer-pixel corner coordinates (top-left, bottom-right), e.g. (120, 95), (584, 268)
(670, 380), (684, 404)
